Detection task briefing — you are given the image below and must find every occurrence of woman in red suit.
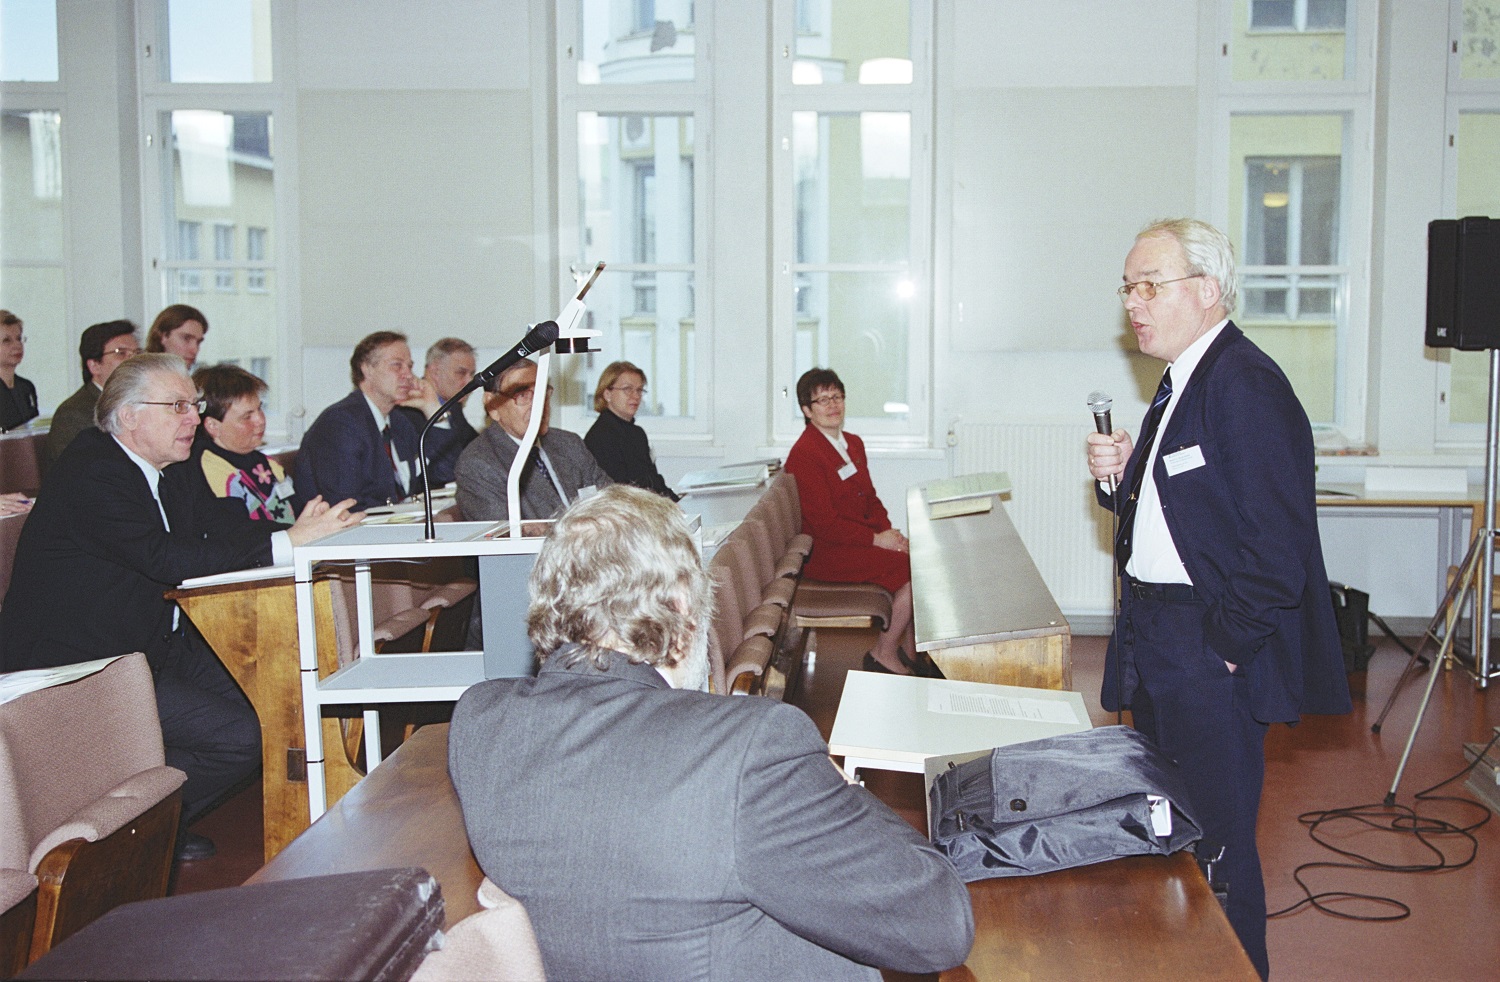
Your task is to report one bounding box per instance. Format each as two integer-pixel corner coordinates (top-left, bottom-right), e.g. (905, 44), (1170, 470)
(784, 368), (935, 677)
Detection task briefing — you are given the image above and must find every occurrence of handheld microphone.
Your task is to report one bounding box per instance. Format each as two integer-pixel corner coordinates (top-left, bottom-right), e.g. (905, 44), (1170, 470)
(1087, 391), (1113, 436)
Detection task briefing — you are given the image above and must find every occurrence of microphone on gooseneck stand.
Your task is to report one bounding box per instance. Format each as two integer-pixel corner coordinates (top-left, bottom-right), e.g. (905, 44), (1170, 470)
(1088, 390), (1125, 725)
(417, 320), (563, 540)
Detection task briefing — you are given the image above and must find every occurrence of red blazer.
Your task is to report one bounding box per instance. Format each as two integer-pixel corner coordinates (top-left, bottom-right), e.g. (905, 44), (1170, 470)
(784, 426), (909, 592)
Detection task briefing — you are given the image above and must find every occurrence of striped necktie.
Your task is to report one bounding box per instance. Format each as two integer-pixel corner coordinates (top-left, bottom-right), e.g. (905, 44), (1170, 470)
(1114, 368), (1173, 575)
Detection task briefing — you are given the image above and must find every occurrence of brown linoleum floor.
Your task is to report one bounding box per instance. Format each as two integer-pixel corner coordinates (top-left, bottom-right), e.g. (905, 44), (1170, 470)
(173, 631), (1499, 981)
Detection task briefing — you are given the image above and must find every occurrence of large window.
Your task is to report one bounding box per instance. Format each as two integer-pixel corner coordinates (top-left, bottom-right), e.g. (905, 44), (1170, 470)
(558, 1), (705, 432)
(0, 1), (67, 411)
(773, 0), (931, 443)
(139, 1), (290, 431)
(1213, 1), (1373, 438)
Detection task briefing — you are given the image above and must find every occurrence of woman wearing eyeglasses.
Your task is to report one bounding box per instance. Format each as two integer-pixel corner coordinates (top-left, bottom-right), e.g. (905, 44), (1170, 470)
(0, 310), (39, 432)
(183, 364), (297, 523)
(784, 367), (936, 677)
(584, 361), (679, 501)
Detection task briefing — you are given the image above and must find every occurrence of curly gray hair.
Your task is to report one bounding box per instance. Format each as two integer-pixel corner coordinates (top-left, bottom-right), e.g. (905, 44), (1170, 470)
(527, 485), (713, 672)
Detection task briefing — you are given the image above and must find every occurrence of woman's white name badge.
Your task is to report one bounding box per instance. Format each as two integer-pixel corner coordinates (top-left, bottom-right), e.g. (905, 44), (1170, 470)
(837, 461), (858, 481)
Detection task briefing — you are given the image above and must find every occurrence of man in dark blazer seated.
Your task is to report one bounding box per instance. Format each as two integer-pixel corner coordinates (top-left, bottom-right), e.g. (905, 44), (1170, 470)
(1086, 218), (1351, 979)
(45, 319), (140, 465)
(294, 331), (458, 511)
(395, 336), (479, 487)
(449, 486), (974, 981)
(1, 354), (361, 859)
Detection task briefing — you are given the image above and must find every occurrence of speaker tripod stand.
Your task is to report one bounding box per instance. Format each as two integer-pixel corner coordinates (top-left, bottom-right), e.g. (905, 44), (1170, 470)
(1375, 347), (1499, 805)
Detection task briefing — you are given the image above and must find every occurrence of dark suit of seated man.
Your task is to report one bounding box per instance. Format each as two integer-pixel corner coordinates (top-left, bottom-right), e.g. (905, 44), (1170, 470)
(294, 331), (458, 511)
(1, 354), (362, 859)
(449, 486), (975, 981)
(395, 336), (479, 488)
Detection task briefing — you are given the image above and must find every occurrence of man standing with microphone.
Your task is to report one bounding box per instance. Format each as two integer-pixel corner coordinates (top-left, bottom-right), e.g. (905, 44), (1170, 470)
(1085, 218), (1350, 979)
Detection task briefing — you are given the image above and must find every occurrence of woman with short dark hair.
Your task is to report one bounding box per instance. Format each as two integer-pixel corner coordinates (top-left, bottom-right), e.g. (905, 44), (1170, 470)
(184, 363), (296, 522)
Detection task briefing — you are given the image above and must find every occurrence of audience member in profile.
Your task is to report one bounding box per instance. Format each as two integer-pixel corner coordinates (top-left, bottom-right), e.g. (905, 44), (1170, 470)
(396, 336), (479, 487)
(146, 304), (209, 371)
(784, 367), (935, 677)
(293, 331), (459, 511)
(449, 485), (974, 981)
(1, 354), (360, 860)
(454, 357), (611, 523)
(583, 360), (678, 501)
(46, 319), (140, 465)
(187, 363), (296, 523)
(0, 310), (39, 432)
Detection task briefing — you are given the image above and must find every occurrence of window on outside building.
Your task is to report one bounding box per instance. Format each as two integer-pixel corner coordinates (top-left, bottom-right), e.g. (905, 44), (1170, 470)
(177, 220), (202, 291)
(1233, 0), (1354, 81)
(1249, 0), (1347, 32)
(247, 225), (267, 292)
(214, 222), (235, 291)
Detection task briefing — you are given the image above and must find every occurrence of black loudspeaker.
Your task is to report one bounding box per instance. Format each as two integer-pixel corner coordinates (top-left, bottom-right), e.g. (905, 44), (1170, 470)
(1426, 216), (1500, 351)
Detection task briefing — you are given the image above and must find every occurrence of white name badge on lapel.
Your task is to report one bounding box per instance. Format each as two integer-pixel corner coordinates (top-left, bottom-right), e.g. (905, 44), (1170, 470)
(837, 461), (858, 481)
(1163, 445), (1206, 476)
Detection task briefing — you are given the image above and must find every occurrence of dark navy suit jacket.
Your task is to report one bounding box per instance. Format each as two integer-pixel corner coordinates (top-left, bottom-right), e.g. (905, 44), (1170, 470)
(1100, 322), (1351, 723)
(294, 390), (456, 511)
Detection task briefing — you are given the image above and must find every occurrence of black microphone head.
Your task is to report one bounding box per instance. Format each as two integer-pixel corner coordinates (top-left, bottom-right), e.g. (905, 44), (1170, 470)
(521, 320), (561, 355)
(1087, 391), (1112, 415)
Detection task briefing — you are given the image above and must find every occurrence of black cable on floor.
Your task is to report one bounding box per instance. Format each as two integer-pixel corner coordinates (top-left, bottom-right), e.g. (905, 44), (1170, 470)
(1267, 729), (1498, 922)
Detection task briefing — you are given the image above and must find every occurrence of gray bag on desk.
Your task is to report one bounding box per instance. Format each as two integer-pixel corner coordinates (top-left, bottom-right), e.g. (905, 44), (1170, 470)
(928, 725), (1202, 881)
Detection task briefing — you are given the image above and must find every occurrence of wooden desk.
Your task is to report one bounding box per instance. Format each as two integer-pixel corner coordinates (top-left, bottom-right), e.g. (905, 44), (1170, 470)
(249, 724), (482, 928)
(254, 723), (1255, 979)
(169, 574), (363, 861)
(907, 486), (1071, 689)
(948, 852), (1257, 981)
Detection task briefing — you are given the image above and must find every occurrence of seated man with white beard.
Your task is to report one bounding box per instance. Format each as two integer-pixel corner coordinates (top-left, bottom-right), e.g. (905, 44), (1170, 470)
(448, 485), (974, 981)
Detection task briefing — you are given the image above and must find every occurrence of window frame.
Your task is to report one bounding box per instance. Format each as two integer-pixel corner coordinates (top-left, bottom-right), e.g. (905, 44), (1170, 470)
(1206, 1), (1377, 444)
(554, 1), (713, 438)
(770, 0), (934, 447)
(135, 0), (301, 439)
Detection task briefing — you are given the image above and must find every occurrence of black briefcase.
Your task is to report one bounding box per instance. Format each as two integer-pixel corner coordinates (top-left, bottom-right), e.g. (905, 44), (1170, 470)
(19, 867), (445, 981)
(928, 726), (1202, 881)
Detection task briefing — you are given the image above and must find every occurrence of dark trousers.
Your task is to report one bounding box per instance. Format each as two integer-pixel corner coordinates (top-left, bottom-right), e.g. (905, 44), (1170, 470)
(153, 626), (261, 826)
(1119, 595), (1271, 980)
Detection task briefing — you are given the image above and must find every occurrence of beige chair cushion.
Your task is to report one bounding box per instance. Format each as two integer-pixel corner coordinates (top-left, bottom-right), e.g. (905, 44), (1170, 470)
(411, 878), (546, 982)
(28, 766), (186, 872)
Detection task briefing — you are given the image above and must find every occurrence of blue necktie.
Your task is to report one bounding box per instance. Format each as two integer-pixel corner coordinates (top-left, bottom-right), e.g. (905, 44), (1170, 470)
(1114, 368), (1173, 575)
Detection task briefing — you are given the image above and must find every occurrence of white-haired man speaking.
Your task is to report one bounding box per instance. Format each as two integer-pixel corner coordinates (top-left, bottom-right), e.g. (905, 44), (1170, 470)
(449, 485), (974, 981)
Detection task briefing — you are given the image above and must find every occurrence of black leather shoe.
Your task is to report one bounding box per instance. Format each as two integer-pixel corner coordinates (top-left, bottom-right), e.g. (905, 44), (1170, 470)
(861, 652), (896, 674)
(897, 646), (945, 679)
(174, 831), (216, 862)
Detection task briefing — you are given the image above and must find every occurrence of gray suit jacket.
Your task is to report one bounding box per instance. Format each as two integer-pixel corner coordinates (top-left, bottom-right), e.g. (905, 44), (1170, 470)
(449, 651), (975, 981)
(454, 425), (611, 521)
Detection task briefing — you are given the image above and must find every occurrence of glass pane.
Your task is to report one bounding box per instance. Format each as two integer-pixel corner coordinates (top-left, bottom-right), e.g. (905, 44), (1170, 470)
(1234, 0), (1351, 82)
(1450, 111), (1500, 423)
(793, 112), (910, 265)
(167, 0), (272, 83)
(577, 0), (694, 84)
(557, 269), (696, 418)
(576, 113), (694, 266)
(1230, 115), (1344, 426)
(793, 0), (911, 85)
(792, 271), (912, 421)
(0, 0), (58, 81)
(0, 110), (64, 262)
(166, 110), (277, 390)
(1461, 0), (1500, 80)
(0, 266), (65, 415)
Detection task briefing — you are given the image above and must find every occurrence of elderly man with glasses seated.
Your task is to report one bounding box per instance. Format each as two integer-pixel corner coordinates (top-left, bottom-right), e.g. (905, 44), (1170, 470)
(1, 354), (361, 862)
(454, 357), (612, 525)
